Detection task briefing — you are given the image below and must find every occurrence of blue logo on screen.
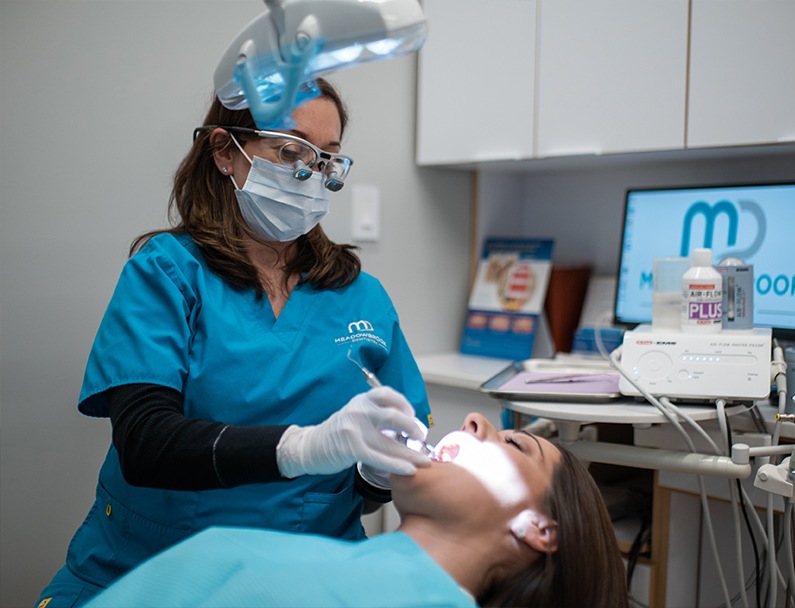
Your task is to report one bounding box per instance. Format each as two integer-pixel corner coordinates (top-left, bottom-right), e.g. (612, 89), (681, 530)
(680, 199), (766, 260)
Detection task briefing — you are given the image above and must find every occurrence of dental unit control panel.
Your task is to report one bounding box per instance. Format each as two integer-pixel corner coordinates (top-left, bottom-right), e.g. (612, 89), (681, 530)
(618, 325), (772, 403)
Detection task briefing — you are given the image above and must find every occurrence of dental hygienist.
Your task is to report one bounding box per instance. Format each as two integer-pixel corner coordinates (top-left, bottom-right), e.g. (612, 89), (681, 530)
(37, 78), (431, 608)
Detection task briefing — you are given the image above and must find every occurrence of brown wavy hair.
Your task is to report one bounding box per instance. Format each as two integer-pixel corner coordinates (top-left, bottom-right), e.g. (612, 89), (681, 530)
(480, 443), (630, 608)
(131, 79), (360, 299)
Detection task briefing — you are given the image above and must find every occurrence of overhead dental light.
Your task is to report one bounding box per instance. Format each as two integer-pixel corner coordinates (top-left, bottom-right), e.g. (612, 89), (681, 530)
(213, 0), (427, 129)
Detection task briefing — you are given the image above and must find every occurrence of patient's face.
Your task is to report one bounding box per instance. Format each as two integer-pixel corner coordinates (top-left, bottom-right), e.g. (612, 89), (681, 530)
(392, 414), (561, 523)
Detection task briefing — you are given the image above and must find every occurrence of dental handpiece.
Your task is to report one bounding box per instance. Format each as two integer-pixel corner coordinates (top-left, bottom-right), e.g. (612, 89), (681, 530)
(347, 349), (435, 457)
(362, 368), (382, 389)
(375, 386), (436, 458)
(385, 428), (436, 459)
(348, 348), (383, 389)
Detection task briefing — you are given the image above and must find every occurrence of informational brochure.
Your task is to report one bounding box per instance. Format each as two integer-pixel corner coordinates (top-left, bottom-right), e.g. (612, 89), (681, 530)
(460, 237), (554, 360)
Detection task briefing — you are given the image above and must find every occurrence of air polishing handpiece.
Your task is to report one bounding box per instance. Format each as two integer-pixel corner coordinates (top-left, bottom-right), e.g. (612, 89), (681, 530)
(363, 372), (435, 458)
(348, 348), (384, 390)
(362, 368), (382, 389)
(382, 428), (436, 458)
(348, 349), (436, 457)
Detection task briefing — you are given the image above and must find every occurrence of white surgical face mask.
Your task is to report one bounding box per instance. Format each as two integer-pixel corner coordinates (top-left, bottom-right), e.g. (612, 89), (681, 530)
(231, 147), (330, 242)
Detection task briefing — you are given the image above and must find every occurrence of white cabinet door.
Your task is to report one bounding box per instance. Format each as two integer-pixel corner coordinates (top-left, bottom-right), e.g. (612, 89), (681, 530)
(536, 0), (689, 157)
(687, 0), (795, 149)
(416, 0), (537, 165)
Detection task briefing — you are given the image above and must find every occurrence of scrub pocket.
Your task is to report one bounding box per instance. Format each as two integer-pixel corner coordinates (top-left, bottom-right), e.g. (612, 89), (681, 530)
(300, 477), (365, 540)
(66, 483), (191, 587)
(35, 565), (105, 608)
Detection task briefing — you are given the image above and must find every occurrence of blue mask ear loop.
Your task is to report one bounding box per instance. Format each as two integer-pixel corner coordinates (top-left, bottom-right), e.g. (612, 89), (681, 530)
(234, 38), (321, 130)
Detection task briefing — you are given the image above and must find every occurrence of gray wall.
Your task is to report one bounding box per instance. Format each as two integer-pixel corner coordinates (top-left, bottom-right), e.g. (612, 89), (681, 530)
(0, 2), (471, 605)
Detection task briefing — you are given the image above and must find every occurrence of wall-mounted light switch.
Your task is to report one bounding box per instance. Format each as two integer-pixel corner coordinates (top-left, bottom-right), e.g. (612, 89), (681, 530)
(352, 184), (381, 242)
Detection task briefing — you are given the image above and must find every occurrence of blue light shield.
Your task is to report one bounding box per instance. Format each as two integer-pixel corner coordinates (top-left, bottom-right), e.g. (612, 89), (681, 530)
(233, 41), (322, 130)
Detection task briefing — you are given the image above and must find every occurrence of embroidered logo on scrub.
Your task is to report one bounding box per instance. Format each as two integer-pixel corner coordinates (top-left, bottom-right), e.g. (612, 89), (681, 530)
(347, 320), (374, 333)
(334, 319), (387, 351)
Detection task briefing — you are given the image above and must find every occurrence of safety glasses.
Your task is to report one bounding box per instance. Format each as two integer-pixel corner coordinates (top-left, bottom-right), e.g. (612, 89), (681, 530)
(194, 125), (353, 191)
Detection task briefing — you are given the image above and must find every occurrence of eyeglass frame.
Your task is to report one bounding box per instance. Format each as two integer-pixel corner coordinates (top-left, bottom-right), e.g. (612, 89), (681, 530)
(192, 125), (354, 182)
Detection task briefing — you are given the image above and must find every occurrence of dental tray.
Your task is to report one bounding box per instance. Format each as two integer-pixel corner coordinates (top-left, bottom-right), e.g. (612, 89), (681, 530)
(479, 358), (623, 403)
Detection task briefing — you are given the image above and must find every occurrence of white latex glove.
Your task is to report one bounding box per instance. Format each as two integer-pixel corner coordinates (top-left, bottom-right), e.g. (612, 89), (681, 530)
(276, 387), (431, 479)
(358, 417), (430, 490)
(357, 462), (393, 490)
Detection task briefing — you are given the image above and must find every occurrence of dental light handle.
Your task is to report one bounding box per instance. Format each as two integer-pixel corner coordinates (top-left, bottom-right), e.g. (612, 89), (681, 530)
(233, 36), (320, 129)
(264, 0), (286, 32)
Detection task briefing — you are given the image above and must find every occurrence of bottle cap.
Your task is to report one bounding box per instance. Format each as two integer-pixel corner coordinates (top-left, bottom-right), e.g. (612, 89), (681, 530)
(719, 256), (745, 266)
(691, 248), (713, 267)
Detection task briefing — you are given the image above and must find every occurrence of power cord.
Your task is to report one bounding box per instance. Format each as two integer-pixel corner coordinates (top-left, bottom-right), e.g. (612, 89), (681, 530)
(602, 345), (732, 606)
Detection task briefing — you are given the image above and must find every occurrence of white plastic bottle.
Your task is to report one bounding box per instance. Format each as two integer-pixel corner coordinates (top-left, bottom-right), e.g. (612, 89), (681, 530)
(681, 248), (722, 333)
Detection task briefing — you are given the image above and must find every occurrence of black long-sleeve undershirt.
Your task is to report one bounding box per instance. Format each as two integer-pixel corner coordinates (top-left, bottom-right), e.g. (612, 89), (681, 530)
(107, 383), (391, 505)
(108, 383), (288, 489)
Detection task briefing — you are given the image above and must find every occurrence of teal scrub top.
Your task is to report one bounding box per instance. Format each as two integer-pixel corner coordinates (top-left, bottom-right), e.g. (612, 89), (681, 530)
(86, 528), (477, 608)
(66, 233), (430, 588)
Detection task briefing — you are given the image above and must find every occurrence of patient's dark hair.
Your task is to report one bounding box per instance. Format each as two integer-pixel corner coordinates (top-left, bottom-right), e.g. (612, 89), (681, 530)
(480, 444), (629, 608)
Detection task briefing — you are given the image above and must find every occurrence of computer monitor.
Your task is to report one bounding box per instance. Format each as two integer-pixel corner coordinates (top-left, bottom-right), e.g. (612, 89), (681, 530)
(614, 181), (795, 340)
